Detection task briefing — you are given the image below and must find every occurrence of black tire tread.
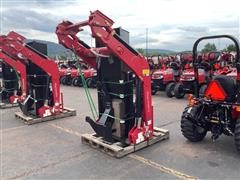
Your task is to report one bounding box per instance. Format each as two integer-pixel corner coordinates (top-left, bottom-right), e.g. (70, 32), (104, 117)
(234, 118), (240, 152)
(165, 82), (175, 98)
(174, 83), (185, 99)
(181, 106), (207, 142)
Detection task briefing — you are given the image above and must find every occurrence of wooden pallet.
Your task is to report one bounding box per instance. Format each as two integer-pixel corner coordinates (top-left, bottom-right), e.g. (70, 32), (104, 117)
(81, 127), (169, 158)
(15, 107), (76, 125)
(0, 102), (18, 109)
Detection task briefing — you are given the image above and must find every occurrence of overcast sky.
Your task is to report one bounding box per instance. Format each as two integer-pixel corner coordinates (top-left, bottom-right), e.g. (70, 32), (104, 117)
(0, 0), (239, 51)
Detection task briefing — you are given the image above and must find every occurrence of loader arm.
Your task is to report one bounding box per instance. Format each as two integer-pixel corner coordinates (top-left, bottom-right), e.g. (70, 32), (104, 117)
(72, 10), (153, 144)
(56, 21), (110, 69)
(1, 32), (61, 114)
(0, 51), (27, 103)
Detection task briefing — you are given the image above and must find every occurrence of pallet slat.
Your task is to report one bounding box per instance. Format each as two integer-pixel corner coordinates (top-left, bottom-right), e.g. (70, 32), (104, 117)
(81, 127), (169, 158)
(0, 103), (18, 109)
(15, 107), (76, 125)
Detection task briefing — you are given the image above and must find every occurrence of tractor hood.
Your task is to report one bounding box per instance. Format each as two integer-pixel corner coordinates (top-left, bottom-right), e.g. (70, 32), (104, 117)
(180, 69), (205, 81)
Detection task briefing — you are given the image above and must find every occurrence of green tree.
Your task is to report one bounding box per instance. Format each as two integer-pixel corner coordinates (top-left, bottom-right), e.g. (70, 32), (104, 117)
(201, 43), (217, 53)
(224, 44), (236, 52)
(59, 54), (67, 60)
(136, 48), (145, 55)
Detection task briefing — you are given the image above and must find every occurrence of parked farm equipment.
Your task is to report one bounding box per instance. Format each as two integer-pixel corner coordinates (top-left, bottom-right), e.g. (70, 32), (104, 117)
(56, 21), (99, 88)
(180, 35), (240, 152)
(0, 50), (27, 108)
(0, 32), (76, 124)
(173, 53), (212, 99)
(57, 10), (169, 157)
(151, 55), (180, 97)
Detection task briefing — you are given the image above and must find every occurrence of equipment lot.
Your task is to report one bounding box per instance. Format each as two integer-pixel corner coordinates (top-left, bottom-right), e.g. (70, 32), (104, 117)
(1, 86), (240, 179)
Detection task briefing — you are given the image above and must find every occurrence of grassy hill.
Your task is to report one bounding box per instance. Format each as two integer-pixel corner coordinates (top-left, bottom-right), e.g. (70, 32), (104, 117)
(27, 39), (176, 58)
(144, 49), (175, 55)
(26, 39), (68, 57)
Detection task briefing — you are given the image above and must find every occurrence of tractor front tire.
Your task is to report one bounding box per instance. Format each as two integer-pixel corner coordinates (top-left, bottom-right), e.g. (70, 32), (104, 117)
(86, 78), (93, 88)
(165, 82), (175, 98)
(60, 76), (64, 84)
(72, 77), (79, 87)
(181, 106), (207, 142)
(66, 79), (72, 86)
(151, 89), (158, 95)
(174, 83), (185, 99)
(61, 76), (67, 85)
(234, 117), (240, 153)
(78, 79), (83, 87)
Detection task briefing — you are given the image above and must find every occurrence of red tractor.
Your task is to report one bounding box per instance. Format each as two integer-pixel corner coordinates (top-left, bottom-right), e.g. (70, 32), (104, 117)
(59, 63), (72, 85)
(151, 55), (181, 97)
(148, 55), (161, 72)
(59, 62), (77, 86)
(213, 52), (235, 76)
(173, 53), (211, 99)
(70, 65), (97, 88)
(151, 55), (168, 94)
(59, 63), (69, 77)
(58, 62), (97, 88)
(180, 35), (240, 152)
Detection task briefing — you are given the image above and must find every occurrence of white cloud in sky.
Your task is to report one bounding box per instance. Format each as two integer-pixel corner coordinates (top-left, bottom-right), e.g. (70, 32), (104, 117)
(1, 0), (239, 51)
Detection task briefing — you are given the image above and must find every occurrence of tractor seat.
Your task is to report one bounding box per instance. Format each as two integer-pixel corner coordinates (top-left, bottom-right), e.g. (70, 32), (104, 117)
(199, 62), (211, 72)
(213, 75), (236, 102)
(172, 69), (180, 77)
(170, 62), (180, 70)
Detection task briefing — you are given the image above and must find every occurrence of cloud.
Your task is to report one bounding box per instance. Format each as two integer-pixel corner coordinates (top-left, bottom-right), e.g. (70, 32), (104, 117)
(131, 35), (159, 46)
(35, 0), (73, 5)
(178, 26), (209, 33)
(2, 8), (60, 33)
(1, 0), (239, 51)
(17, 29), (57, 42)
(2, 0), (77, 7)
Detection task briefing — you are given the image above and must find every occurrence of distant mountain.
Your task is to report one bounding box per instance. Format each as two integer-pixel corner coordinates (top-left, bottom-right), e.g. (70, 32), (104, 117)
(26, 39), (175, 58)
(144, 49), (175, 55)
(26, 39), (68, 57)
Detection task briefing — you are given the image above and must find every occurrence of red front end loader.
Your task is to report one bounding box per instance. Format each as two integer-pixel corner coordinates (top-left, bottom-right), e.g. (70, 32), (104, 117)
(0, 51), (27, 105)
(57, 10), (169, 156)
(0, 50), (27, 108)
(1, 32), (76, 123)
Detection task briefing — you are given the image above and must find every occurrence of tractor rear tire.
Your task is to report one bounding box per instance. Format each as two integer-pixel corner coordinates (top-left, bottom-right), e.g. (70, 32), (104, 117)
(181, 106), (207, 142)
(199, 84), (207, 97)
(234, 117), (240, 153)
(174, 83), (185, 99)
(165, 82), (175, 98)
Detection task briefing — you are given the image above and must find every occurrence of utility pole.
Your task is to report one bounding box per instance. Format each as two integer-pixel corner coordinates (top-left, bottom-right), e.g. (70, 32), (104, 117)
(238, 16), (240, 42)
(146, 28), (148, 57)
